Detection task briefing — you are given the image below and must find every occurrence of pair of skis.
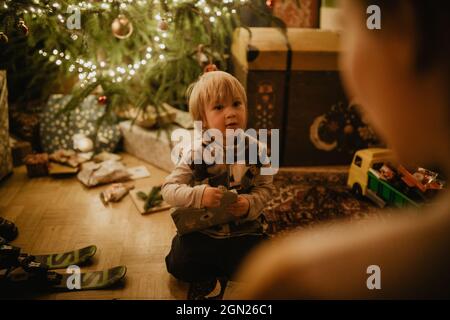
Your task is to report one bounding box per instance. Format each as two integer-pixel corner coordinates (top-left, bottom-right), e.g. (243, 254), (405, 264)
(0, 244), (126, 292)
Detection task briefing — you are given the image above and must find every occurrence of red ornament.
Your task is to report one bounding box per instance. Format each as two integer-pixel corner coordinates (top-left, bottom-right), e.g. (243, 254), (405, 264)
(203, 64), (218, 73)
(158, 19), (169, 31)
(98, 95), (108, 105)
(17, 20), (29, 36)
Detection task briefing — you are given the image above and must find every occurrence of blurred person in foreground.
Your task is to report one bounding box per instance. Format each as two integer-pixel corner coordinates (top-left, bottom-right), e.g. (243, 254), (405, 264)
(234, 0), (450, 299)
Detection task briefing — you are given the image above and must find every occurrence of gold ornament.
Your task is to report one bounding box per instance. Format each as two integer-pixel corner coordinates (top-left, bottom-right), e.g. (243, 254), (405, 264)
(111, 14), (133, 39)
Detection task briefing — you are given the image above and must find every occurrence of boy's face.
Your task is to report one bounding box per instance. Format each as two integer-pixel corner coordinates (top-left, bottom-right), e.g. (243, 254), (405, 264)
(203, 95), (247, 136)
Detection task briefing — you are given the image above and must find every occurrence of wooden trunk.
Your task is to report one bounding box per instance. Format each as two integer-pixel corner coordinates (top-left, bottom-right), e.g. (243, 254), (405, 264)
(232, 28), (352, 166)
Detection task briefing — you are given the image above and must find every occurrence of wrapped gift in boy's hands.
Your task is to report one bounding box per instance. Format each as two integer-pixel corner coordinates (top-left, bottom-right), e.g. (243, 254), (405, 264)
(212, 185), (250, 218)
(171, 186), (241, 235)
(227, 195), (250, 218)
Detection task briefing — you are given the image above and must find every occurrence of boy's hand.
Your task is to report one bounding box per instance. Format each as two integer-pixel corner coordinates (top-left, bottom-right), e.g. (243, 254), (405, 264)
(227, 195), (250, 218)
(201, 187), (223, 208)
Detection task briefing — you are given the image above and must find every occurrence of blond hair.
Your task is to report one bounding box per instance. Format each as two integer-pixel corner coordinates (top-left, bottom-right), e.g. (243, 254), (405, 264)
(186, 71), (247, 122)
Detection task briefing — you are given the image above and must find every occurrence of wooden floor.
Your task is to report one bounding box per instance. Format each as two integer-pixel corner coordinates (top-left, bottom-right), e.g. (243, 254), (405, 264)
(0, 153), (189, 299)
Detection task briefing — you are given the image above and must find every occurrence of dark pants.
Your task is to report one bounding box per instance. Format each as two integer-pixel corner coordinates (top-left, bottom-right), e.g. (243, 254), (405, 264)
(165, 232), (266, 282)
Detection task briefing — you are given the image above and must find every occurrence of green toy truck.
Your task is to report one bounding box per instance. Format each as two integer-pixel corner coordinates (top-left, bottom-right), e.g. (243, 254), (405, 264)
(348, 148), (422, 208)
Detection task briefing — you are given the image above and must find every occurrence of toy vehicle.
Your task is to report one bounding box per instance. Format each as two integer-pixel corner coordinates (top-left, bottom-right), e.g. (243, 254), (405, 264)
(347, 148), (420, 208)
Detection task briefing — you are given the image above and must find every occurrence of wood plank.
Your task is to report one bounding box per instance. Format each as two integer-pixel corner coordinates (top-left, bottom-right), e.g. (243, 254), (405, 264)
(0, 153), (185, 299)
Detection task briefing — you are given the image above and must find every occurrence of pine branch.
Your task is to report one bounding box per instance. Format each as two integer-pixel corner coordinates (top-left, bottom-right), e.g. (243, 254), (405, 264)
(2, 0), (284, 119)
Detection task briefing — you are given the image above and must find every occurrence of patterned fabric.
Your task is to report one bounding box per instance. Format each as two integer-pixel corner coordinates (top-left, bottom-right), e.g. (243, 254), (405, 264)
(162, 133), (274, 239)
(40, 94), (121, 153)
(0, 70), (13, 180)
(264, 170), (382, 237)
(189, 135), (264, 194)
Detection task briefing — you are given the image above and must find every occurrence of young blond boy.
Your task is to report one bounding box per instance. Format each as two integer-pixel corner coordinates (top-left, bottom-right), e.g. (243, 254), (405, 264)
(161, 71), (274, 296)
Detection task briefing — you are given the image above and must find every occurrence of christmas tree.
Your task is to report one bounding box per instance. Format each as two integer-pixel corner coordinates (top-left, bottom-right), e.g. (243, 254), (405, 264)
(0, 0), (280, 114)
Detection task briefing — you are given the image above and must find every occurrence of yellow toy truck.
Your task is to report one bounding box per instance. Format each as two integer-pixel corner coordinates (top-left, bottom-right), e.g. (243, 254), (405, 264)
(347, 148), (420, 208)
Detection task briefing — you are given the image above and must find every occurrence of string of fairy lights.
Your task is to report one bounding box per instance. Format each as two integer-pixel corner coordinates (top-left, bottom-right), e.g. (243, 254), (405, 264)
(39, 42), (165, 87)
(1, 0), (247, 87)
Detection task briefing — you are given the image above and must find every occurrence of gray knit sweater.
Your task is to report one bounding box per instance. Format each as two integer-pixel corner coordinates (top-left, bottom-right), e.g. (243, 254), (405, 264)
(161, 134), (275, 238)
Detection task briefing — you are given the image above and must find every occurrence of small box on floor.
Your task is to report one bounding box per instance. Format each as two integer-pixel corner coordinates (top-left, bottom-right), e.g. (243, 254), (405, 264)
(24, 153), (49, 177)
